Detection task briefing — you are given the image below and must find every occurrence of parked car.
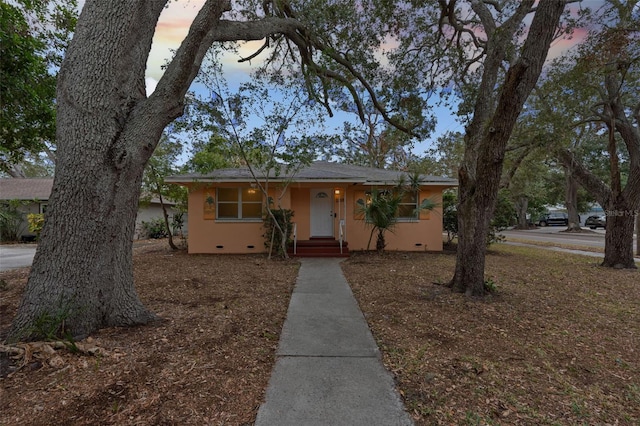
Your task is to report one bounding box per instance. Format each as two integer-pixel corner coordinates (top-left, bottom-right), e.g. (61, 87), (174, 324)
(536, 212), (569, 226)
(585, 215), (606, 229)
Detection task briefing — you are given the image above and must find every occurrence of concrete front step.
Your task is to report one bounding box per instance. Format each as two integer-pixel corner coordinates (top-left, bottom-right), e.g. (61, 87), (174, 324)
(292, 252), (351, 258)
(289, 239), (350, 258)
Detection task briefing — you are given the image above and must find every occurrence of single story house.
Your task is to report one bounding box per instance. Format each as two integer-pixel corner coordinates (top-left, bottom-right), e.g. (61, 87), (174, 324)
(166, 161), (458, 255)
(0, 178), (182, 240)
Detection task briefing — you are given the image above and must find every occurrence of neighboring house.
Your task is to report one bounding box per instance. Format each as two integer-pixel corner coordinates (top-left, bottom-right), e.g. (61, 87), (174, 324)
(0, 178), (181, 240)
(166, 161), (458, 255)
(134, 196), (184, 239)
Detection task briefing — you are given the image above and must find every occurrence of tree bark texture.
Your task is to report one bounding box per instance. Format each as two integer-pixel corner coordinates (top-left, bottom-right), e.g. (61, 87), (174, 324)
(9, 0), (234, 340)
(450, 0), (568, 296)
(636, 211), (640, 256)
(564, 167), (582, 231)
(515, 196), (529, 229)
(602, 199), (637, 269)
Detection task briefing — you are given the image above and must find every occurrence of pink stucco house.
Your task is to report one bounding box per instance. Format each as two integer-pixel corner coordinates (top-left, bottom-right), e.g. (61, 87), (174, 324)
(166, 161), (457, 256)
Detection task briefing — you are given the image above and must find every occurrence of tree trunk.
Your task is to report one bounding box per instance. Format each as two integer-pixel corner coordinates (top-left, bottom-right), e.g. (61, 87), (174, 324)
(564, 167), (582, 231)
(150, 164), (178, 250)
(376, 229), (385, 254)
(636, 211), (640, 256)
(450, 0), (567, 296)
(602, 199), (637, 269)
(160, 193), (178, 250)
(558, 148), (639, 269)
(515, 196), (529, 229)
(8, 0), (232, 341)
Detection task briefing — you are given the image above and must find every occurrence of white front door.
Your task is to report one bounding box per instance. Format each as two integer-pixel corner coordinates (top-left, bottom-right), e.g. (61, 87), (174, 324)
(310, 188), (334, 237)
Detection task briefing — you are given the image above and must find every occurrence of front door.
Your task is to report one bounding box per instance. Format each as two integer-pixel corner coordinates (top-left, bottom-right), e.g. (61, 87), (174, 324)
(310, 188), (334, 237)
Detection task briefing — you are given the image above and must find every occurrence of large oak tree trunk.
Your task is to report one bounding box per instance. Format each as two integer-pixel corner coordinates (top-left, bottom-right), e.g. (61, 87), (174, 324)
(602, 204), (636, 269)
(636, 214), (639, 256)
(450, 0), (567, 296)
(8, 0), (232, 341)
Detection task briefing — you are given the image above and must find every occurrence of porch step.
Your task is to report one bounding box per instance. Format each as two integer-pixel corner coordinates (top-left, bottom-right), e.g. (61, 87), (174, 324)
(289, 239), (350, 258)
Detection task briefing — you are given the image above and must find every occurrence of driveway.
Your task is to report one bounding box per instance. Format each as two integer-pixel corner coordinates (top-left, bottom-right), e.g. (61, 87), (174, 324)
(0, 245), (37, 272)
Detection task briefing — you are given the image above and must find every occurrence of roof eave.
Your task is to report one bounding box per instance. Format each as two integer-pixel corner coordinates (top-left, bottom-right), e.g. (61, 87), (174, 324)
(165, 177), (458, 186)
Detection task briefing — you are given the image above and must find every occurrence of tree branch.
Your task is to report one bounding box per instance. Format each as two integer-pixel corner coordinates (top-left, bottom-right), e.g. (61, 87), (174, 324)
(470, 0), (497, 37)
(149, 0), (233, 122)
(557, 148), (611, 207)
(214, 16), (416, 135)
(239, 39), (271, 63)
(0, 159), (26, 178)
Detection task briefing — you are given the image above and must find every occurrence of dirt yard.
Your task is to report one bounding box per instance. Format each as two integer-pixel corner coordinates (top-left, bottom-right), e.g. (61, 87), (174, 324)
(1, 240), (638, 425)
(0, 240), (299, 425)
(343, 246), (639, 425)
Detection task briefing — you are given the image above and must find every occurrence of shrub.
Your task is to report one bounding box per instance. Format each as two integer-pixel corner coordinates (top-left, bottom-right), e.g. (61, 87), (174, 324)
(27, 213), (45, 239)
(0, 202), (25, 242)
(171, 211), (185, 236)
(263, 209), (294, 257)
(141, 217), (169, 239)
(442, 190), (458, 244)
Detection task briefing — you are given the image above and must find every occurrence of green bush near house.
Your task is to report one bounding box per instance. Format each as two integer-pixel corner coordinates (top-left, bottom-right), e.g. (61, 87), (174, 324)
(27, 213), (45, 239)
(263, 208), (294, 257)
(141, 218), (169, 239)
(0, 202), (25, 242)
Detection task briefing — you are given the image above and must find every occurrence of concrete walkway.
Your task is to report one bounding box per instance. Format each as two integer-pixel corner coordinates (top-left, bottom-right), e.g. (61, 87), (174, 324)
(255, 258), (413, 426)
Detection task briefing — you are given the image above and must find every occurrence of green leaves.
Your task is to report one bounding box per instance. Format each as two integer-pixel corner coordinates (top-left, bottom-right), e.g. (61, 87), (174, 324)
(0, 2), (53, 168)
(0, 0), (77, 174)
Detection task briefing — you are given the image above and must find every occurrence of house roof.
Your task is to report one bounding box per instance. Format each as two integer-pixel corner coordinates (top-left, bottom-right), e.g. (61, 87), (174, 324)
(0, 178), (175, 205)
(166, 161), (458, 187)
(0, 178), (53, 200)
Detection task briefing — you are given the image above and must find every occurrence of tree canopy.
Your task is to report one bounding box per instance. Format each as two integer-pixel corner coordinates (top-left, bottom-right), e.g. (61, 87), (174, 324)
(0, 0), (76, 177)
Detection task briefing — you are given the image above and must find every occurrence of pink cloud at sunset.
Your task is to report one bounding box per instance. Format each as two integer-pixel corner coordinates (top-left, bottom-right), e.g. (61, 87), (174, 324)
(146, 1), (267, 82)
(547, 26), (591, 60)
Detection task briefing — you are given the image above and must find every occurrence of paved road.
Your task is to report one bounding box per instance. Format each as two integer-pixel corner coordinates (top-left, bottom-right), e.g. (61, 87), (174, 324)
(0, 245), (37, 272)
(501, 226), (639, 255)
(500, 227), (609, 249)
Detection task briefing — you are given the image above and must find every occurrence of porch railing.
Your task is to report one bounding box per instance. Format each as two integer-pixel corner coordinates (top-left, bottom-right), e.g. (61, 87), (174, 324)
(339, 219), (345, 254)
(292, 222), (297, 255)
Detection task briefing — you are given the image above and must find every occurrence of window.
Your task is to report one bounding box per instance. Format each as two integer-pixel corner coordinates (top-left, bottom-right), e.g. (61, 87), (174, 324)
(362, 189), (419, 220)
(217, 188), (262, 220)
(398, 191), (418, 219)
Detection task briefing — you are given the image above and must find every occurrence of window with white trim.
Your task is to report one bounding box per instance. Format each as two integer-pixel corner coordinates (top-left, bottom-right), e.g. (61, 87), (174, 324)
(217, 188), (262, 219)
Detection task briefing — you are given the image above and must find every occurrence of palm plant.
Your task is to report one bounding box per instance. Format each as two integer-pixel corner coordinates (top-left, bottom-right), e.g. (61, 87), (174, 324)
(359, 189), (402, 253)
(358, 175), (438, 254)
